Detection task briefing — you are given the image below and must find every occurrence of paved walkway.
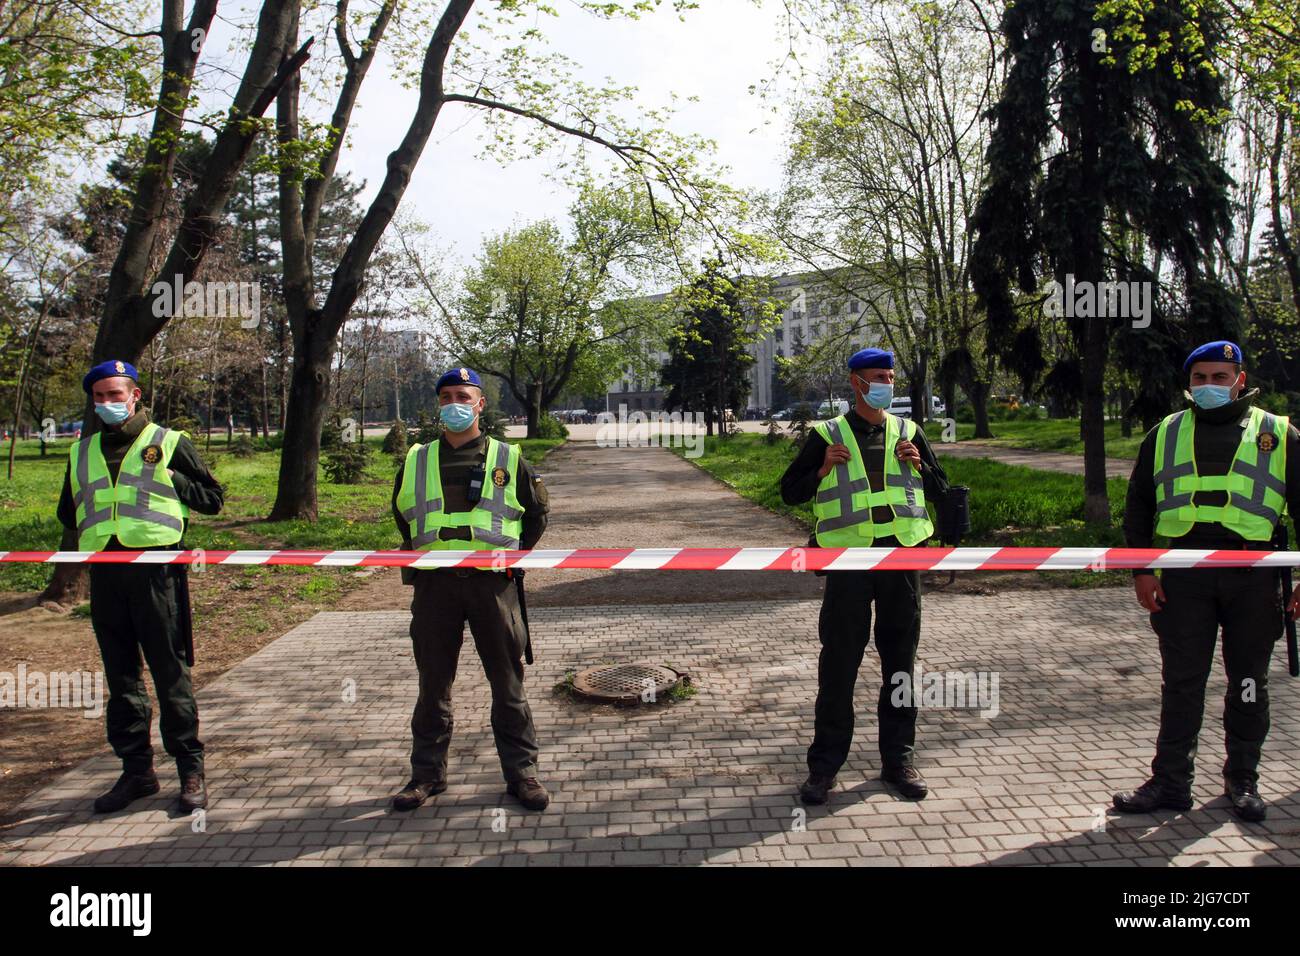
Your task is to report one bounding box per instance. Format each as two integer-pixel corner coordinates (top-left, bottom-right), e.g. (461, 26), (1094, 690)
(2, 591), (1297, 866)
(934, 441), (1134, 479)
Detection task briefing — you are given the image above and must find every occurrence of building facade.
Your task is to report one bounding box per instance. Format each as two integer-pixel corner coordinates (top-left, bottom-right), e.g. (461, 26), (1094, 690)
(606, 269), (884, 414)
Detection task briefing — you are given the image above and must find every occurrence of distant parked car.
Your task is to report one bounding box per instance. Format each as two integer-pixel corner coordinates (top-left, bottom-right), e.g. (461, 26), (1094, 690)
(816, 398), (850, 418)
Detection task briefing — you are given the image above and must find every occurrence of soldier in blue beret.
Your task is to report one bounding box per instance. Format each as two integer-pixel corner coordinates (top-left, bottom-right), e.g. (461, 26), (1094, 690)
(389, 367), (553, 812)
(779, 346), (950, 804)
(57, 359), (224, 814)
(1117, 340), (1300, 822)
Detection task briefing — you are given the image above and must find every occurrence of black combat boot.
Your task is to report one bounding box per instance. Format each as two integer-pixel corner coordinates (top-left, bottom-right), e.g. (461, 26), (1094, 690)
(93, 769), (160, 814)
(179, 773), (208, 812)
(1224, 776), (1266, 823)
(1112, 777), (1193, 813)
(391, 778), (447, 811)
(506, 777), (550, 811)
(799, 774), (836, 805)
(881, 765), (929, 800)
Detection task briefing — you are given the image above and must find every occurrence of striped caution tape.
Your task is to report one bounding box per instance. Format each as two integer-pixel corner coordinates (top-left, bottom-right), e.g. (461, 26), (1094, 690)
(0, 547), (1298, 571)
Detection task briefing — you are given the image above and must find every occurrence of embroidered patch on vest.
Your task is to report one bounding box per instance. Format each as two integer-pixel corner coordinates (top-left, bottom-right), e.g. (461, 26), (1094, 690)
(1257, 431), (1277, 454)
(492, 466), (508, 488)
(140, 444), (163, 465)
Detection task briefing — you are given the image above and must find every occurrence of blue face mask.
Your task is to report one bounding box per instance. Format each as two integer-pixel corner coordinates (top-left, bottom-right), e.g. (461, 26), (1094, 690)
(855, 376), (894, 410)
(1190, 384), (1234, 409)
(94, 401), (131, 425)
(440, 402), (477, 432)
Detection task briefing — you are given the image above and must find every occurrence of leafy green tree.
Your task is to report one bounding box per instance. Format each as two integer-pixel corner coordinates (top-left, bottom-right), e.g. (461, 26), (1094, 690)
(411, 183), (677, 437)
(662, 259), (778, 437)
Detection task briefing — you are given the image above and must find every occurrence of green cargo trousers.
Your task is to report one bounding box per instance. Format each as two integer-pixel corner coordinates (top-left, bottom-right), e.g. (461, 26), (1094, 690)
(89, 563), (204, 777)
(408, 568), (539, 784)
(1149, 565), (1281, 788)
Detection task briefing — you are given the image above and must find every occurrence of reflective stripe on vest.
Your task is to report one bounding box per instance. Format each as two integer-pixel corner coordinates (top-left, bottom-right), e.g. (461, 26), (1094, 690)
(69, 423), (188, 550)
(811, 413), (933, 547)
(1153, 406), (1288, 541)
(395, 437), (524, 551)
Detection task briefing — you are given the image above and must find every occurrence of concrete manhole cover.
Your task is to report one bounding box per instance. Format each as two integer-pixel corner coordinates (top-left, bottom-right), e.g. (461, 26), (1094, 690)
(571, 663), (685, 704)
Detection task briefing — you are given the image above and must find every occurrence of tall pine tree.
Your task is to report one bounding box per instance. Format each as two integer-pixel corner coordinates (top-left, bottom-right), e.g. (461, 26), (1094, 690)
(970, 0), (1240, 524)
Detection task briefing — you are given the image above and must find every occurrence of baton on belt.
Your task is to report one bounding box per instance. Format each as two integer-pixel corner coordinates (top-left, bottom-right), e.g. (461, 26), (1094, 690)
(1275, 523), (1299, 678)
(511, 567), (533, 665)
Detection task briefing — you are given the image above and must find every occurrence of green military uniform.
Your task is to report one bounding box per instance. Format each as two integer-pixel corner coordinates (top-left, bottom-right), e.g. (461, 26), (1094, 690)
(781, 408), (949, 777)
(57, 409), (224, 778)
(1123, 387), (1300, 791)
(391, 431), (549, 786)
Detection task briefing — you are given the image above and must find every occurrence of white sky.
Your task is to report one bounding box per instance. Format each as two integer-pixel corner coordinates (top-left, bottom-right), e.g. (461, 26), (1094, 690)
(187, 0), (803, 289)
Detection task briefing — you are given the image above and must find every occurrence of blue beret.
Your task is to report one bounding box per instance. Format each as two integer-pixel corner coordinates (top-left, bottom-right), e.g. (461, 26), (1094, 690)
(1183, 340), (1242, 372)
(82, 359), (138, 394)
(848, 348), (894, 371)
(435, 367), (482, 391)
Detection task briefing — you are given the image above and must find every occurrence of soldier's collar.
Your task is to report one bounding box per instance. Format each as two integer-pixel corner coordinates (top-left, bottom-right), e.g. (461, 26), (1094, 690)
(1186, 387), (1259, 426)
(846, 407), (884, 431)
(104, 408), (151, 442)
(440, 430), (485, 449)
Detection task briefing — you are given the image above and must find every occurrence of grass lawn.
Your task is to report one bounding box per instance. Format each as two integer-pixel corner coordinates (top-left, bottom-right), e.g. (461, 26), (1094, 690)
(0, 433), (564, 593)
(920, 417), (1146, 460)
(670, 433), (1132, 588)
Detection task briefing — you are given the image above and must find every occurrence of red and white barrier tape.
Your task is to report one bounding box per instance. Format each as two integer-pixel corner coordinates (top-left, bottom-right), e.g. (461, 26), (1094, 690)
(0, 547), (1298, 571)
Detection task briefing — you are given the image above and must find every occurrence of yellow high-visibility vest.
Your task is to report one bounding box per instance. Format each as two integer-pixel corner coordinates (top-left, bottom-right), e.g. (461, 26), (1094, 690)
(811, 412), (933, 547)
(395, 437), (524, 551)
(68, 422), (189, 550)
(1154, 406), (1288, 541)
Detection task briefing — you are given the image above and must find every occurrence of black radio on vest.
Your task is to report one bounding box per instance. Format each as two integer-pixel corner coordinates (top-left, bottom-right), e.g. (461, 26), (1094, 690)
(466, 459), (486, 504)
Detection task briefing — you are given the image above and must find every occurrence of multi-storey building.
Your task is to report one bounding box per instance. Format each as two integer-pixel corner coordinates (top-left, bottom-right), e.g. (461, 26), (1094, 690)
(606, 268), (883, 413)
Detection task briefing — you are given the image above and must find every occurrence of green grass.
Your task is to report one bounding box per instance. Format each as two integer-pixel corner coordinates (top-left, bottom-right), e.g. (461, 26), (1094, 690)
(670, 433), (1132, 587)
(920, 417), (1145, 460)
(0, 432), (564, 591)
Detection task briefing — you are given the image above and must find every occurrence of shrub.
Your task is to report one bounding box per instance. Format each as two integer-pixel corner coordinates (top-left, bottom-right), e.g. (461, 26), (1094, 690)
(479, 405), (509, 440)
(761, 412), (783, 445)
(163, 413), (202, 436)
(534, 413), (569, 440)
(382, 419), (408, 456)
(229, 434), (256, 458)
(413, 410), (441, 445)
(322, 438), (371, 484)
(320, 415), (344, 450)
(787, 402), (814, 449)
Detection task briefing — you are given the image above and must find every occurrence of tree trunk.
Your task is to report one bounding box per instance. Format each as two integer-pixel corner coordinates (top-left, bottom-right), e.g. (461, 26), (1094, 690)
(524, 382), (542, 439)
(970, 380), (992, 439)
(1076, 46), (1110, 527)
(39, 528), (89, 607)
(268, 330), (334, 520)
